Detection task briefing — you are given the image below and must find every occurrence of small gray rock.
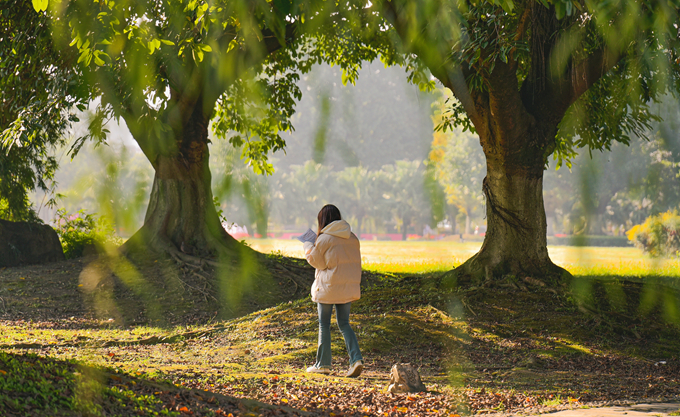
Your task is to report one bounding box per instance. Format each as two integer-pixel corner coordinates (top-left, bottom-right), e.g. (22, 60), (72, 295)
(387, 363), (426, 394)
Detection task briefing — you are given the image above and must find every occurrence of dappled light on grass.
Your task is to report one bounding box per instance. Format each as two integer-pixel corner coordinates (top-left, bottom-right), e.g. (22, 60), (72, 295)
(2, 239), (678, 415)
(247, 239), (680, 277)
(215, 244), (273, 319)
(247, 239), (481, 273)
(548, 246), (680, 278)
(3, 260), (680, 415)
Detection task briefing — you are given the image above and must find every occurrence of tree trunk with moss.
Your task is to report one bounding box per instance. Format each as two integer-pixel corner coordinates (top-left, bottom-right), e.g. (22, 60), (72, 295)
(447, 59), (569, 284)
(124, 100), (243, 259)
(453, 56), (564, 282)
(457, 143), (565, 283)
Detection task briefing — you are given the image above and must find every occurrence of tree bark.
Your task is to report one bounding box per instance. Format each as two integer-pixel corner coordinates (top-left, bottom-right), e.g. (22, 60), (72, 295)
(440, 57), (569, 285)
(130, 153), (240, 257)
(459, 166), (562, 280)
(452, 133), (568, 285)
(382, 0), (627, 287)
(123, 101), (244, 259)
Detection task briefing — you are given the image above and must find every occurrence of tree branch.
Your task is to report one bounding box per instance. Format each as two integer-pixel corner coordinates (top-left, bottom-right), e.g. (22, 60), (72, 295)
(484, 59), (535, 151)
(439, 66), (482, 129)
(564, 47), (619, 111)
(202, 22), (298, 112)
(262, 22), (298, 55)
(539, 46), (622, 124)
(514, 2), (532, 43)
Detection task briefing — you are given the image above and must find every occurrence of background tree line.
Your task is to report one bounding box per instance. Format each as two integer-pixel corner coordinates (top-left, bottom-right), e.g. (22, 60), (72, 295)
(37, 61), (680, 243)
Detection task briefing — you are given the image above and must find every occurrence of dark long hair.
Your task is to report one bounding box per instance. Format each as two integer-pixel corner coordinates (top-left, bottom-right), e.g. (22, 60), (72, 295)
(317, 204), (342, 235)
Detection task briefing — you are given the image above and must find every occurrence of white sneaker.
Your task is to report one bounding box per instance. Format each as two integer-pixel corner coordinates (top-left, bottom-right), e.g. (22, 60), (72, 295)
(306, 365), (331, 374)
(346, 360), (363, 377)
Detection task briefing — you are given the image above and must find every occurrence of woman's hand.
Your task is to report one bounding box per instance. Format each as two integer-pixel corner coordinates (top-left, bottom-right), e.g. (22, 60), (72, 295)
(303, 241), (314, 255)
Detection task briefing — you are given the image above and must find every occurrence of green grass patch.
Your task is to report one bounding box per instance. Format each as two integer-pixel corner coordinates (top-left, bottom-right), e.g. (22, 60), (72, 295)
(1, 246), (680, 415)
(0, 352), (178, 416)
(246, 239), (680, 277)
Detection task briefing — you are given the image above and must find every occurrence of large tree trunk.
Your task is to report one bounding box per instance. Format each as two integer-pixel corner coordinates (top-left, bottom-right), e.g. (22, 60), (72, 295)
(123, 102), (244, 259)
(453, 129), (569, 286)
(384, 0), (624, 289)
(137, 154), (240, 256)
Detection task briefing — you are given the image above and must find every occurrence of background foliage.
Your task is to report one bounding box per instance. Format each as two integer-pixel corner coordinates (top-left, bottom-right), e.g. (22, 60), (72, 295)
(628, 210), (680, 258)
(0, 1), (86, 221)
(27, 58), (680, 247)
(53, 208), (123, 259)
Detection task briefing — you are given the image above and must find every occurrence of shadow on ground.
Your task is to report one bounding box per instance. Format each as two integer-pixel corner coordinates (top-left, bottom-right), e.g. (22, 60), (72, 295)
(1, 254), (680, 416)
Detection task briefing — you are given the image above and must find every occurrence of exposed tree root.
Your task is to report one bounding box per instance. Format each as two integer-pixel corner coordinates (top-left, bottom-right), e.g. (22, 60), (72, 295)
(176, 274), (218, 303)
(441, 251), (572, 291)
(106, 228), (318, 322)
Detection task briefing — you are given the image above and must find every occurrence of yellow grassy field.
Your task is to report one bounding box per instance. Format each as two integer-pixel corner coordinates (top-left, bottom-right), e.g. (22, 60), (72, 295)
(245, 238), (680, 276)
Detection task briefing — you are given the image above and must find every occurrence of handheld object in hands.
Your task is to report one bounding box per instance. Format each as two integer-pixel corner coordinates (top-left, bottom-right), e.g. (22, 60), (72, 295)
(296, 228), (317, 244)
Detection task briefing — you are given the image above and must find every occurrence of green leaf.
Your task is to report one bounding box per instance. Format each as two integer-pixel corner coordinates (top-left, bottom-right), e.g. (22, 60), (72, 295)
(226, 39), (238, 53)
(31, 0), (48, 12)
(160, 39), (175, 46)
(496, 0), (514, 14)
(77, 50), (89, 64)
(193, 48), (204, 62)
(148, 39), (161, 54)
(185, 0), (197, 12)
(470, 48), (481, 66)
(273, 0), (292, 16)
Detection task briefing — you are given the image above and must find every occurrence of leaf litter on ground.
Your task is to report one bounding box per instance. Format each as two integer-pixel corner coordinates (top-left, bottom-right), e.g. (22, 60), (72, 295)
(1, 255), (680, 416)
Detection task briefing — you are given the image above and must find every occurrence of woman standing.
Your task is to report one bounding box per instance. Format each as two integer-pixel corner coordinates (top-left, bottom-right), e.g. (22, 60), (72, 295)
(303, 204), (363, 377)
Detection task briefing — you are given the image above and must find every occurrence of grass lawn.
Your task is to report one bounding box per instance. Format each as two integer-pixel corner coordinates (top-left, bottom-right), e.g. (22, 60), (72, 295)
(1, 241), (679, 416)
(245, 238), (680, 277)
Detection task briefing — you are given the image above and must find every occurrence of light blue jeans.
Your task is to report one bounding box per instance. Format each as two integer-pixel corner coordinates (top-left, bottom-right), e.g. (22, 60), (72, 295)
(314, 302), (363, 368)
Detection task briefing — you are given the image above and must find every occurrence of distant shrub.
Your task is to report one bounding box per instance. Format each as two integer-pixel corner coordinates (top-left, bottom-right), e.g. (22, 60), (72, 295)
(53, 209), (123, 259)
(627, 210), (680, 257)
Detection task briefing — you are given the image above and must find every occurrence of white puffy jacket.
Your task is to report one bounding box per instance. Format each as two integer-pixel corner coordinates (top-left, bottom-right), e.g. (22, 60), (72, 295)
(303, 220), (361, 304)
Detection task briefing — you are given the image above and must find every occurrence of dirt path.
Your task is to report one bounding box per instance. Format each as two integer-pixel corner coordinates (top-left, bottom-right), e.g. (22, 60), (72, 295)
(537, 402), (680, 416)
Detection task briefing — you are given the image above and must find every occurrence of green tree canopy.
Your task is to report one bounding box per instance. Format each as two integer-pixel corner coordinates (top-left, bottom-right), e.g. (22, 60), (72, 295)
(22, 0), (400, 258)
(0, 1), (87, 221)
(377, 0), (680, 283)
